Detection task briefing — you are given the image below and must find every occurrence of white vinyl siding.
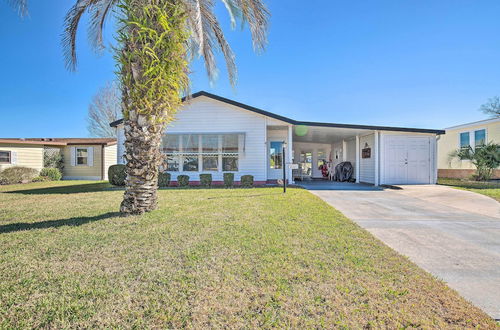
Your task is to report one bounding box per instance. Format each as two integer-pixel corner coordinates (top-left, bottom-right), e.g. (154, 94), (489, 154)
(116, 127), (126, 164)
(104, 145), (117, 180)
(359, 134), (375, 184)
(116, 96), (269, 182)
(345, 138), (356, 178)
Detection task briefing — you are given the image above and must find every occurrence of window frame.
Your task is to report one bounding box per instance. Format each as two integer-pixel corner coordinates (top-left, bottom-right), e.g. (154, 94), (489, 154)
(76, 147), (89, 166)
(458, 128), (488, 151)
(0, 150), (11, 164)
(162, 133), (240, 173)
(459, 131), (470, 149)
(474, 129), (486, 148)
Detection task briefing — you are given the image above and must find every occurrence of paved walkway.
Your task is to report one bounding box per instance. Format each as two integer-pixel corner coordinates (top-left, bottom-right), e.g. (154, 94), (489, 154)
(307, 184), (500, 319)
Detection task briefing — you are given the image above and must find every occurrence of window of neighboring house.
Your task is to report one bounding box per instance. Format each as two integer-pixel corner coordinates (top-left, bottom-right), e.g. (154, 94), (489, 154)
(76, 148), (88, 165)
(474, 129), (486, 148)
(459, 132), (470, 149)
(161, 133), (240, 172)
(0, 151), (11, 164)
(269, 141), (284, 169)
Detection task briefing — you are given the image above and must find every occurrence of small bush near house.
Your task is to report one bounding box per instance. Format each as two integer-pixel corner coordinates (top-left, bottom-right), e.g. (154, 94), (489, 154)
(32, 176), (50, 182)
(108, 164), (126, 186)
(158, 172), (171, 187)
(200, 174), (212, 187)
(0, 166), (39, 185)
(223, 173), (234, 188)
(241, 175), (254, 188)
(177, 175), (189, 187)
(39, 168), (62, 181)
(452, 142), (500, 181)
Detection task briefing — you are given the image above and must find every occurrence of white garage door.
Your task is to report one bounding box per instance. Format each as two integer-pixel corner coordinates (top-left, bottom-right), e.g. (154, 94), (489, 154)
(383, 135), (431, 185)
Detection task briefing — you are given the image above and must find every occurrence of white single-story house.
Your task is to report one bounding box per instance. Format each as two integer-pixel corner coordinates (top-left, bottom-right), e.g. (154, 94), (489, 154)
(110, 91), (445, 186)
(0, 138), (117, 180)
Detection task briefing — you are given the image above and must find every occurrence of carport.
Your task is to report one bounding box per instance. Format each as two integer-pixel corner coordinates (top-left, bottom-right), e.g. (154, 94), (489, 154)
(289, 122), (444, 185)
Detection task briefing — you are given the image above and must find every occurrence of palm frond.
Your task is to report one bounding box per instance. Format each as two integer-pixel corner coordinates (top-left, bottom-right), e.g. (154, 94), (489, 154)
(62, 0), (115, 71)
(88, 0), (118, 53)
(183, 0), (268, 85)
(224, 0), (269, 51)
(7, 0), (28, 17)
(62, 0), (93, 71)
(221, 0), (241, 29)
(183, 0), (219, 82)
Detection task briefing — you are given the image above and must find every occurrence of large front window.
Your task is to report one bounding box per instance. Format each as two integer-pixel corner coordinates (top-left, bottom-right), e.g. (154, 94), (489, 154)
(162, 134), (240, 172)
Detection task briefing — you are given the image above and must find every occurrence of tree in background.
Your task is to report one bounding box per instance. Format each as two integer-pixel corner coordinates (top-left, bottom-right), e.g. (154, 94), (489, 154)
(452, 142), (500, 181)
(479, 96), (500, 118)
(87, 82), (121, 138)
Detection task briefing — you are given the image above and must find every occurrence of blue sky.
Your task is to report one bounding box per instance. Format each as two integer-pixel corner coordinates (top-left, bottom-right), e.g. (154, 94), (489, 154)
(1, 0), (499, 137)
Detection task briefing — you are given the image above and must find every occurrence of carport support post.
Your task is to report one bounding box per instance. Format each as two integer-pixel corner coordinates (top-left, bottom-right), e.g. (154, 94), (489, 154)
(355, 135), (360, 183)
(287, 125), (293, 185)
(282, 142), (286, 193)
(374, 131), (379, 186)
(342, 140), (347, 161)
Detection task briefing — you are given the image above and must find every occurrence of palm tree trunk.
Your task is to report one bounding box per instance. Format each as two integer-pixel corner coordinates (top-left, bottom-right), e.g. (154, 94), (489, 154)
(120, 111), (164, 214)
(117, 0), (188, 215)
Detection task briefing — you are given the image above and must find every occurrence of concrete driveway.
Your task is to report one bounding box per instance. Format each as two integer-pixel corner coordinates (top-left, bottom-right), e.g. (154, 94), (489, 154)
(308, 184), (500, 319)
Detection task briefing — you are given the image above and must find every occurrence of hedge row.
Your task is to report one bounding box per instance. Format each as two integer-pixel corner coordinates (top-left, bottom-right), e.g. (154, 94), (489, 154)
(107, 165), (254, 188)
(0, 166), (62, 185)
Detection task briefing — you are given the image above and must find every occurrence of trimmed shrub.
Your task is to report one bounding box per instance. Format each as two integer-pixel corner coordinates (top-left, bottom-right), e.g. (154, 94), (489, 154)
(158, 172), (171, 187)
(32, 176), (50, 182)
(108, 164), (126, 186)
(39, 168), (62, 181)
(223, 173), (234, 188)
(241, 175), (254, 188)
(177, 175), (189, 187)
(0, 166), (39, 185)
(200, 174), (212, 187)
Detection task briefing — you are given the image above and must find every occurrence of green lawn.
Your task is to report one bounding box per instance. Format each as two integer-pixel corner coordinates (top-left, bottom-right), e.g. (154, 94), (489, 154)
(0, 181), (495, 328)
(438, 178), (500, 202)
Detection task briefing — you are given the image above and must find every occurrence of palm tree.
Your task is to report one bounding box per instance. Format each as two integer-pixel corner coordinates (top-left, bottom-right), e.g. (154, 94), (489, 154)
(8, 0), (269, 215)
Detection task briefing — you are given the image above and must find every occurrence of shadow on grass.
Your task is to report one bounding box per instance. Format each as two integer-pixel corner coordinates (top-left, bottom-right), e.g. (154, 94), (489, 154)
(2, 183), (113, 195)
(0, 212), (120, 234)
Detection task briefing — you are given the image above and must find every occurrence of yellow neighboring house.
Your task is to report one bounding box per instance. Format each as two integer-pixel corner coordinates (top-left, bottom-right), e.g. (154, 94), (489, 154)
(0, 138), (117, 180)
(437, 117), (500, 179)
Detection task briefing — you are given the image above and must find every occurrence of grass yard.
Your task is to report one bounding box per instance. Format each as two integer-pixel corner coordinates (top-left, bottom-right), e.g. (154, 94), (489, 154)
(0, 181), (495, 328)
(438, 178), (500, 202)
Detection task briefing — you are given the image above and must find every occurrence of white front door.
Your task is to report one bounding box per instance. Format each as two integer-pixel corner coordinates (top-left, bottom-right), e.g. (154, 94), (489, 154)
(383, 136), (431, 185)
(267, 141), (285, 180)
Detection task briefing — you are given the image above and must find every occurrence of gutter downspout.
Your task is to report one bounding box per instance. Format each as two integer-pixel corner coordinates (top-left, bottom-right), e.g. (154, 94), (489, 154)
(101, 145), (105, 180)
